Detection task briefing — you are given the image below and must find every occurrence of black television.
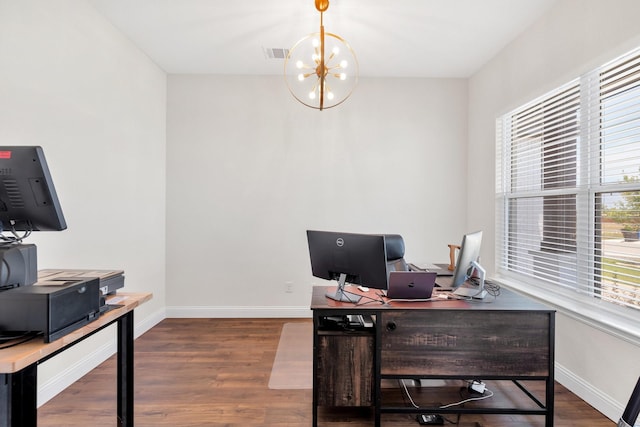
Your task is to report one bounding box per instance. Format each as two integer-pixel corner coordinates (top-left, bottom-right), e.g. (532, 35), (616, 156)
(306, 230), (389, 303)
(0, 146), (66, 290)
(451, 230), (486, 298)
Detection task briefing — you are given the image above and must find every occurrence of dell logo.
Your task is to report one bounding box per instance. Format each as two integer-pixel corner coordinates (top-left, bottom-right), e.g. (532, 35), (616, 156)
(336, 238), (344, 247)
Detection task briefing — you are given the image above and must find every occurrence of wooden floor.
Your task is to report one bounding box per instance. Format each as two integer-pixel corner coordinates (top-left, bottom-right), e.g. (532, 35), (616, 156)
(38, 318), (616, 426)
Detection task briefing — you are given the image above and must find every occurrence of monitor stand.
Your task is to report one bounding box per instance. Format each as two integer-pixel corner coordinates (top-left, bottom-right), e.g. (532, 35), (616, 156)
(325, 273), (362, 303)
(452, 260), (487, 299)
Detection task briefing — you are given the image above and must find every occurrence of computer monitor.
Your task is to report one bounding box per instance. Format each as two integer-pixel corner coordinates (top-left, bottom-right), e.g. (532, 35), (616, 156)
(0, 146), (66, 290)
(0, 146), (66, 233)
(451, 230), (486, 298)
(306, 230), (389, 303)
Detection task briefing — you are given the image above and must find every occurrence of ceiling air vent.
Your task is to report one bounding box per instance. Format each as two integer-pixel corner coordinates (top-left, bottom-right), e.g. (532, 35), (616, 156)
(263, 47), (290, 60)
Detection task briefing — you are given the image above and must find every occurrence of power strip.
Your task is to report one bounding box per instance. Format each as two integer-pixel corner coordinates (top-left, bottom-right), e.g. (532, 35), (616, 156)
(416, 414), (444, 425)
(469, 380), (486, 394)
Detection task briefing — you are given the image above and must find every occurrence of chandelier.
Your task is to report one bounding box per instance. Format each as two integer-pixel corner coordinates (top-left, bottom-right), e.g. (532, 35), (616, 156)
(284, 0), (358, 111)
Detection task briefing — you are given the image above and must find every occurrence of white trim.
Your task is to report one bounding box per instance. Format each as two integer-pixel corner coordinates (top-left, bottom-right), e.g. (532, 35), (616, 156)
(135, 307), (167, 338)
(165, 305), (312, 318)
(36, 307), (165, 408)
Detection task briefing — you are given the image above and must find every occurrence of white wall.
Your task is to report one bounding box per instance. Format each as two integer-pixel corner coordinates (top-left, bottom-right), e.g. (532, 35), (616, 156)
(0, 0), (167, 405)
(165, 75), (468, 316)
(468, 0), (640, 421)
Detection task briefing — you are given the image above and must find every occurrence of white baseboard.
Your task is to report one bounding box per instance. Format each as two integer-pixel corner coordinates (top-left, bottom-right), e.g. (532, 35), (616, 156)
(165, 305), (312, 318)
(135, 306), (166, 338)
(555, 362), (632, 425)
(37, 307), (166, 408)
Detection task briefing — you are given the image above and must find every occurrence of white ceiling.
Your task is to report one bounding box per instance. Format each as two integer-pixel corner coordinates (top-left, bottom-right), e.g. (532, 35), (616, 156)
(89, 0), (558, 78)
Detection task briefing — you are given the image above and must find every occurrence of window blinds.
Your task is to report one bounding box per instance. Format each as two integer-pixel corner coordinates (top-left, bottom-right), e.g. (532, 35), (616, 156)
(497, 48), (640, 310)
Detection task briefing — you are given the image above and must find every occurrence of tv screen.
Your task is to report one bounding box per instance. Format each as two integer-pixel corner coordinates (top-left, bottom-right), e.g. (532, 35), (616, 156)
(0, 146), (66, 233)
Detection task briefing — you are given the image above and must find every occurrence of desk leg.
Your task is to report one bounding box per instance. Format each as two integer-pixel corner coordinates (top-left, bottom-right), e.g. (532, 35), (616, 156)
(0, 364), (37, 427)
(312, 316), (319, 427)
(117, 310), (134, 427)
(546, 377), (555, 427)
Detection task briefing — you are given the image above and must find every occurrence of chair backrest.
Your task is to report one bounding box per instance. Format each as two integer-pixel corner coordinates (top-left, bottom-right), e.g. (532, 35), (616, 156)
(384, 234), (409, 274)
(620, 376), (640, 426)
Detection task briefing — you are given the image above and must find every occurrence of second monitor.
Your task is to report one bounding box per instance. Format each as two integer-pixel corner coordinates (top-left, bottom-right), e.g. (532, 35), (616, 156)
(450, 230), (487, 298)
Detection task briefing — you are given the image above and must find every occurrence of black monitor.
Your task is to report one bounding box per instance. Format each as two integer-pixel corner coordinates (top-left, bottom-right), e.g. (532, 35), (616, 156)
(307, 230), (389, 303)
(451, 230), (486, 298)
(0, 146), (66, 291)
(0, 146), (66, 233)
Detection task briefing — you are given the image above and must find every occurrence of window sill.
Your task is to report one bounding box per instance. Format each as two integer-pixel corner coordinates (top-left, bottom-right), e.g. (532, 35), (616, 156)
(493, 272), (640, 346)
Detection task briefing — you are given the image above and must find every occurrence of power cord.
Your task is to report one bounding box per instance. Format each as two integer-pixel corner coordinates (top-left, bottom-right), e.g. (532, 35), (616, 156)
(400, 379), (495, 425)
(0, 220), (33, 246)
(483, 279), (501, 297)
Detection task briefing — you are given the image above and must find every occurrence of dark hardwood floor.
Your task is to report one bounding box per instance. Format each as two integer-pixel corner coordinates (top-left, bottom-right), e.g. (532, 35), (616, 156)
(38, 318), (615, 426)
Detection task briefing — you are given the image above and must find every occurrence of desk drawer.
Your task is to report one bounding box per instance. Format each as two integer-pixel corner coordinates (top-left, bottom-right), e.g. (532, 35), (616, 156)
(316, 333), (374, 406)
(379, 311), (552, 377)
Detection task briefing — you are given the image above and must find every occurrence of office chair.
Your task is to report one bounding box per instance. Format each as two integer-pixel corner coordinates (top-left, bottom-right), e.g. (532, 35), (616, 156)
(619, 376), (640, 427)
(384, 234), (410, 273)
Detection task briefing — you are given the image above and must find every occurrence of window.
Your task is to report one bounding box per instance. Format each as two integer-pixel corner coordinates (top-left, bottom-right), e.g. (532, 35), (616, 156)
(497, 48), (640, 312)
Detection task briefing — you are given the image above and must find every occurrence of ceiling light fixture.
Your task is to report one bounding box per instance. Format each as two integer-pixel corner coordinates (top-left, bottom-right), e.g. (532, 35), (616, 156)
(284, 0), (358, 111)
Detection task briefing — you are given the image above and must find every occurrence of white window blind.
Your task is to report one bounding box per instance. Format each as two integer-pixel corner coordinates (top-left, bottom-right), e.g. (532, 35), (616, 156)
(497, 47), (640, 311)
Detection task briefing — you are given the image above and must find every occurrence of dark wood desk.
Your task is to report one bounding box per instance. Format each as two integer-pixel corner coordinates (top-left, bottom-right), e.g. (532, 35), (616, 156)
(310, 285), (555, 426)
(0, 292), (152, 427)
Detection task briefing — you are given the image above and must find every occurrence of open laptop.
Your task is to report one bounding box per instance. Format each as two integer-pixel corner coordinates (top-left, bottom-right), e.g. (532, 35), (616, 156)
(386, 271), (437, 300)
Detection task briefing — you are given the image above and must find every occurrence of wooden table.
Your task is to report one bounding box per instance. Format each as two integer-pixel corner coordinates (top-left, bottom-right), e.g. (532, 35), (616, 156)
(310, 285), (555, 427)
(0, 292), (152, 427)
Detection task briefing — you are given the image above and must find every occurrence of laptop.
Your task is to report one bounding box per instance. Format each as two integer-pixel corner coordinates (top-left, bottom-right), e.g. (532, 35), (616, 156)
(386, 271), (437, 300)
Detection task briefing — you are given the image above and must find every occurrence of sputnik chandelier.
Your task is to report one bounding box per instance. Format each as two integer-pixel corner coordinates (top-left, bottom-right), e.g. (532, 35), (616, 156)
(284, 0), (358, 111)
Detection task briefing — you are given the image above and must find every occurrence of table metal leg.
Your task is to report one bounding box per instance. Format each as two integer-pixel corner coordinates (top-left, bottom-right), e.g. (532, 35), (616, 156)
(0, 374), (9, 427)
(117, 311), (134, 427)
(0, 364), (37, 427)
(312, 316), (319, 427)
(546, 377), (555, 427)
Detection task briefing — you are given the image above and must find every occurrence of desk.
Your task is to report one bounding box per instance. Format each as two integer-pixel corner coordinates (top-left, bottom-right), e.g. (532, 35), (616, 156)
(310, 285), (555, 426)
(0, 292), (152, 427)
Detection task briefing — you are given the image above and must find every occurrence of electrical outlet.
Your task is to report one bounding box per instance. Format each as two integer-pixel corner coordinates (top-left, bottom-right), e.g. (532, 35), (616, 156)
(285, 281), (293, 293)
